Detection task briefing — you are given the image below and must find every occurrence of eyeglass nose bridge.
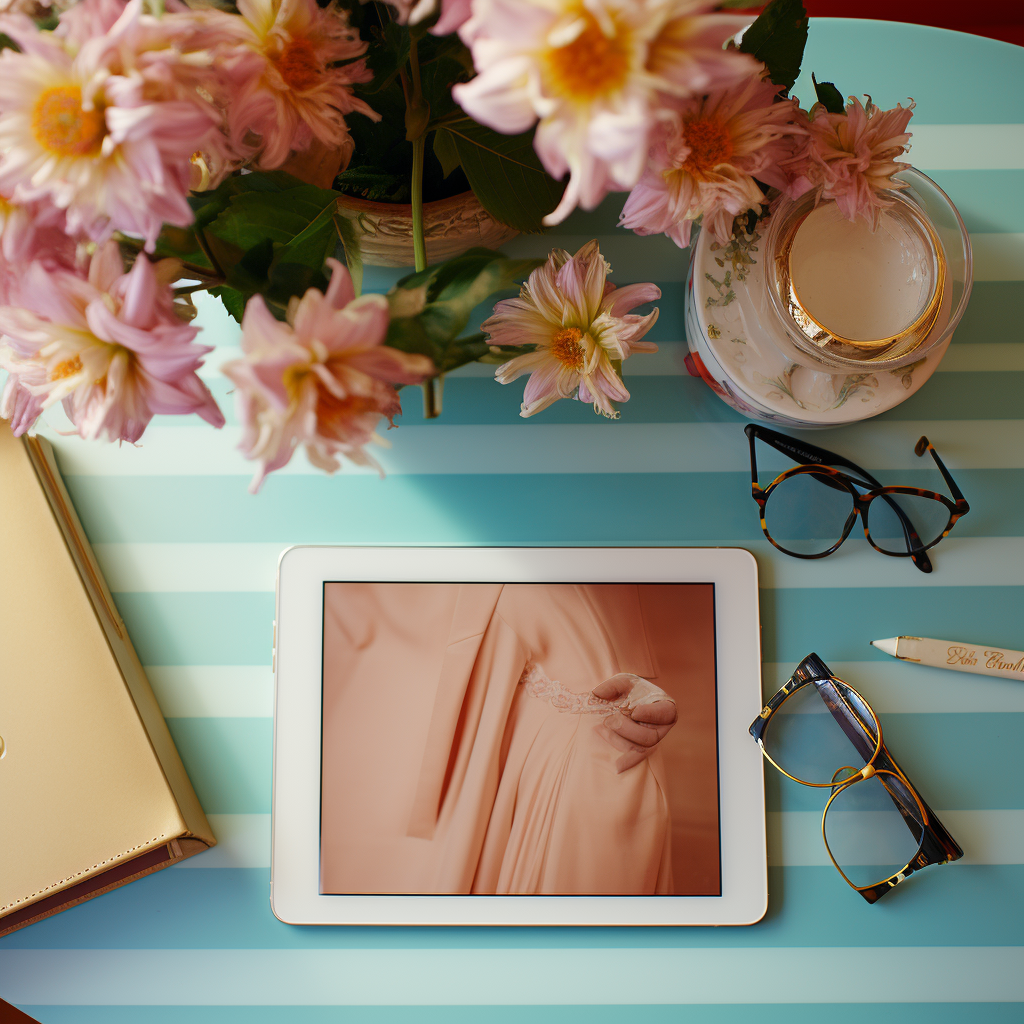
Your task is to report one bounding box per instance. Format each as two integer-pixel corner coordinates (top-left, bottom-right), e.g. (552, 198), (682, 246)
(830, 762), (877, 791)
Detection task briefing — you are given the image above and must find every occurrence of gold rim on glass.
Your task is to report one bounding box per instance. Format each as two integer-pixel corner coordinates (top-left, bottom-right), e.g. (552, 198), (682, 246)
(774, 199), (948, 357)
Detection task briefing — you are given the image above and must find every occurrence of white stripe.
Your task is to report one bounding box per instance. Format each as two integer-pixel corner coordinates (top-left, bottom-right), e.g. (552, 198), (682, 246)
(762, 661), (1024, 714)
(93, 537), (1024, 595)
(140, 657), (1024, 720)
(43, 420), (1024, 476)
(139, 654), (1024, 721)
(768, 810), (1024, 867)
(173, 811), (1024, 871)
(908, 124), (1024, 170)
(175, 814), (270, 869)
(3, 947), (1021, 1005)
(146, 666), (272, 717)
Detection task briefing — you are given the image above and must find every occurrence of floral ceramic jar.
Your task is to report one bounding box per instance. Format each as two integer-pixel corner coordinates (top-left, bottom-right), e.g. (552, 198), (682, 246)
(683, 169), (972, 427)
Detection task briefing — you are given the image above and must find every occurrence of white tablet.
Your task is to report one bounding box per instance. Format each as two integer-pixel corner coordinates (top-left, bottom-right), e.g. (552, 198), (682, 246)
(271, 547), (766, 926)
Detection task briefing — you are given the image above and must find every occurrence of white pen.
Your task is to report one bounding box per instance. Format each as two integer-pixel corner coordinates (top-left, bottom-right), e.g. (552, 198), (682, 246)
(871, 636), (1024, 682)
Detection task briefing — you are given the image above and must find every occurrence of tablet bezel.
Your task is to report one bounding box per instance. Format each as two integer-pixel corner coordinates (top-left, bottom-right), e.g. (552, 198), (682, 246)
(271, 546), (766, 926)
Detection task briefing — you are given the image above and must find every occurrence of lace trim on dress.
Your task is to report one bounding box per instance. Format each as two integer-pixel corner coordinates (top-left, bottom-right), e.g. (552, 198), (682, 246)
(518, 663), (629, 716)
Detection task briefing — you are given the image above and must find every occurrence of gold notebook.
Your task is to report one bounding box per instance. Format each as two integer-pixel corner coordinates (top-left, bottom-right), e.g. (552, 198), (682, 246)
(0, 423), (215, 936)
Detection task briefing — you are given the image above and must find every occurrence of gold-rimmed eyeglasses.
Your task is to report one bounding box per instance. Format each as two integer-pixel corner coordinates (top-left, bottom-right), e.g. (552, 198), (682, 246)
(750, 653), (963, 903)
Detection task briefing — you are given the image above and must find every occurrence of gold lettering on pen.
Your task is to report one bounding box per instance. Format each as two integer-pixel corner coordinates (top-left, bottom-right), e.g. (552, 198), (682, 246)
(985, 651), (1024, 674)
(946, 646), (977, 666)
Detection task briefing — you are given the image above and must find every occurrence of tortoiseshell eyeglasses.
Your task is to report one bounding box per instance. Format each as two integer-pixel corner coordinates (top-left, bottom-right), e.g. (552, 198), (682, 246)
(751, 653), (964, 903)
(745, 424), (970, 574)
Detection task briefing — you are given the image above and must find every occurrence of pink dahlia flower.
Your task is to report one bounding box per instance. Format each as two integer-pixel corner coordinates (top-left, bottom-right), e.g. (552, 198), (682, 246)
(221, 260), (433, 492)
(620, 73), (808, 248)
(0, 0), (233, 249)
(383, 0), (472, 36)
(453, 0), (758, 225)
(484, 240), (659, 418)
(0, 242), (224, 441)
(210, 0), (380, 170)
(803, 95), (915, 227)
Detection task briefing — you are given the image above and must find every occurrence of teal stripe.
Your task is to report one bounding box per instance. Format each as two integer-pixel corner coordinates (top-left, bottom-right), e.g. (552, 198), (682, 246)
(157, 713), (1023, 816)
(4, 865), (1022, 949)
(765, 712), (1023, 811)
(196, 275), (1023, 357)
(929, 171), (1024, 234)
(18, 1007), (1024, 1023)
(112, 585), (1024, 665)
(116, 593), (273, 665)
(795, 21), (1024, 124)
(165, 718), (271, 815)
(763, 586), (1024, 662)
(65, 469), (1024, 544)
(955, 282), (1024, 343)
(158, 371), (1024, 429)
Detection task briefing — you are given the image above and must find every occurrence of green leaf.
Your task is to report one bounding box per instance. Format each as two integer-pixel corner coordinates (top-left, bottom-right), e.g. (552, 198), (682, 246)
(332, 213), (363, 299)
(386, 250), (542, 374)
(208, 286), (247, 324)
(444, 119), (565, 233)
(812, 74), (846, 114)
(206, 183), (340, 253)
(432, 128), (462, 178)
(361, 19), (411, 95)
(739, 0), (808, 92)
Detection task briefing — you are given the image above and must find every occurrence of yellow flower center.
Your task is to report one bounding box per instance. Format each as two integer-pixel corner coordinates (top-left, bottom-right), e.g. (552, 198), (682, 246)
(49, 355), (83, 381)
(550, 326), (585, 371)
(545, 10), (631, 103)
(681, 115), (734, 179)
(32, 86), (106, 158)
(274, 37), (323, 92)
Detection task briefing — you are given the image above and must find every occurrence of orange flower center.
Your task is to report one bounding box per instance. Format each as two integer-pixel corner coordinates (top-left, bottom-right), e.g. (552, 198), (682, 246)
(316, 385), (379, 439)
(681, 115), (734, 178)
(550, 326), (585, 371)
(49, 355), (83, 381)
(32, 86), (106, 158)
(275, 37), (323, 92)
(545, 10), (631, 103)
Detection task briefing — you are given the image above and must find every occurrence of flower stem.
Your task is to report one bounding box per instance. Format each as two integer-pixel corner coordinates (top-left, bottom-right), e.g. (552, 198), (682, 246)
(404, 33), (437, 415)
(411, 136), (427, 274)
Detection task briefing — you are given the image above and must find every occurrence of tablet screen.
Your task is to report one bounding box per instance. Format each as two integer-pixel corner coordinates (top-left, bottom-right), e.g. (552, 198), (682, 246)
(320, 583), (720, 897)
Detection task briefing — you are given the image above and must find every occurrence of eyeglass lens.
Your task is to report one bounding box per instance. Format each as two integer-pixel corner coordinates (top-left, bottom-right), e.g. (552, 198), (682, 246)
(761, 678), (877, 785)
(866, 492), (951, 553)
(823, 771), (926, 888)
(763, 472), (854, 555)
(764, 472), (953, 557)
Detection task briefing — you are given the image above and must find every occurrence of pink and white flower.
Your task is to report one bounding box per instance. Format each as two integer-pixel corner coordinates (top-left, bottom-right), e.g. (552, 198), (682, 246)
(484, 240), (659, 418)
(0, 241), (224, 441)
(0, 0), (233, 249)
(803, 95), (915, 227)
(453, 0), (758, 225)
(210, 0), (380, 170)
(620, 73), (808, 248)
(383, 0), (473, 35)
(221, 260), (433, 492)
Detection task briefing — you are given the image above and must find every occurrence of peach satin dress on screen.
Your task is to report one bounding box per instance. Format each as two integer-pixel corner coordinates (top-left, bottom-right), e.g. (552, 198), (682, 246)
(320, 583), (718, 896)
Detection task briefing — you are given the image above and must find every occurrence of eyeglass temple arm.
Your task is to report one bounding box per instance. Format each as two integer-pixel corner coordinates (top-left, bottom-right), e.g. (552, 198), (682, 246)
(745, 425), (933, 573)
(916, 436), (969, 508)
(745, 424), (887, 488)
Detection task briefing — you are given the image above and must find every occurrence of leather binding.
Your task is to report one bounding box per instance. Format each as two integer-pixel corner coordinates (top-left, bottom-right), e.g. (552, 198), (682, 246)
(0, 423), (216, 936)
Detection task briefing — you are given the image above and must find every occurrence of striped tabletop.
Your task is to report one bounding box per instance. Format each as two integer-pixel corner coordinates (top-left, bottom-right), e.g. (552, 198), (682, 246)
(2, 18), (1022, 1024)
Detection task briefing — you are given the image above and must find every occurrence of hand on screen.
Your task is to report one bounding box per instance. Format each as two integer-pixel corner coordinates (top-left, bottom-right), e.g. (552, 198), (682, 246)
(593, 673), (677, 774)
